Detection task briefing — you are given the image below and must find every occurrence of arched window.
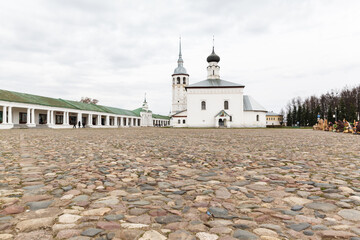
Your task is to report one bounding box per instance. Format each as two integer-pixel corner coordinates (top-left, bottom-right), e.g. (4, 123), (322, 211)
(173, 78), (175, 84)
(177, 77), (180, 84)
(178, 119), (180, 124)
(183, 77), (186, 84)
(201, 101), (206, 110)
(256, 115), (259, 121)
(224, 100), (229, 110)
(183, 119), (186, 124)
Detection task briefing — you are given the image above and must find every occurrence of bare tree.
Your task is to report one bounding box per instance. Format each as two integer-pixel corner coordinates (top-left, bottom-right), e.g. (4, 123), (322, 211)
(80, 97), (99, 105)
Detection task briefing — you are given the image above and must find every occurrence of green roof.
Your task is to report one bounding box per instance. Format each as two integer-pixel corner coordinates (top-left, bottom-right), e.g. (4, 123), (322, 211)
(152, 113), (170, 120)
(0, 89), (72, 109)
(103, 106), (138, 117)
(0, 89), (138, 117)
(0, 89), (170, 119)
(132, 107), (152, 116)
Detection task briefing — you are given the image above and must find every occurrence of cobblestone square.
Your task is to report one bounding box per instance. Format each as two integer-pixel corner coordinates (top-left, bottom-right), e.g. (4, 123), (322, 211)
(1, 128), (360, 240)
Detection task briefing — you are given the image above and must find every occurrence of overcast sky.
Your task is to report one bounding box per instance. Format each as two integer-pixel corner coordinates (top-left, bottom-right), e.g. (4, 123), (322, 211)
(1, 0), (360, 115)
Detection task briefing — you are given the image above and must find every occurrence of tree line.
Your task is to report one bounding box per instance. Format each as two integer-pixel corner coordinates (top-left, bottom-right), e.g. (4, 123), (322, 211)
(285, 85), (360, 126)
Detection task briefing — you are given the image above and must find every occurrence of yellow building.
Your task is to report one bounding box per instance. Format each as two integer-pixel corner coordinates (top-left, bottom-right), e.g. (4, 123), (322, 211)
(266, 112), (283, 127)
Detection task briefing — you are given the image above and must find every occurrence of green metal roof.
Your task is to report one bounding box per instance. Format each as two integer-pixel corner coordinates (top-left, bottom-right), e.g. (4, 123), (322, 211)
(152, 113), (170, 120)
(0, 89), (139, 117)
(103, 106), (139, 117)
(132, 107), (152, 116)
(0, 89), (73, 109)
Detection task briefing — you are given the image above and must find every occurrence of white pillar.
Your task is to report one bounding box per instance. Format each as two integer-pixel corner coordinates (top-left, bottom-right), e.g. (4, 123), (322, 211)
(65, 112), (69, 125)
(2, 106), (7, 124)
(77, 113), (82, 127)
(31, 109), (35, 124)
(47, 110), (50, 125)
(49, 110), (52, 124)
(8, 107), (12, 124)
(106, 115), (110, 126)
(88, 114), (92, 126)
(97, 115), (101, 126)
(27, 108), (30, 124)
(114, 116), (118, 126)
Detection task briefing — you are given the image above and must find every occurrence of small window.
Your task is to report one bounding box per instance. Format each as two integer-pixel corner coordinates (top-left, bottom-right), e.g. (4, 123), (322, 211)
(183, 119), (186, 124)
(177, 77), (180, 84)
(256, 115), (259, 121)
(230, 116), (232, 122)
(183, 77), (186, 84)
(178, 119), (180, 124)
(201, 101), (206, 110)
(224, 100), (229, 110)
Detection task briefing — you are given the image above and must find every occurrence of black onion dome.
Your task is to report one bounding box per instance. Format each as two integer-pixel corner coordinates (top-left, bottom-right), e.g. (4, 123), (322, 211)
(207, 47), (220, 63)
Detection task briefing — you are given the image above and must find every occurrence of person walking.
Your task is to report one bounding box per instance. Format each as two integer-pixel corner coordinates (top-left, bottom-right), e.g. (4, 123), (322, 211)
(78, 121), (81, 128)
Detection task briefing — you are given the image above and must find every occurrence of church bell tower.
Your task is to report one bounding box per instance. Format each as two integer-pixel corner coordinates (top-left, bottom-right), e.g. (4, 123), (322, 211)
(172, 38), (189, 114)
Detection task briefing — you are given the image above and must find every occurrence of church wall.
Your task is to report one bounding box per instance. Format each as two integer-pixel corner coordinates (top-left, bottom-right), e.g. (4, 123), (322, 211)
(172, 117), (187, 127)
(186, 88), (244, 127)
(243, 111), (266, 127)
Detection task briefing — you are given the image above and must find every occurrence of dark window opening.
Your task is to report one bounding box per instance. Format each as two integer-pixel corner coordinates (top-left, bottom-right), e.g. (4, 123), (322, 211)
(183, 77), (186, 84)
(0, 111), (2, 123)
(69, 116), (77, 125)
(201, 101), (206, 110)
(230, 116), (232, 122)
(183, 119), (186, 124)
(224, 100), (229, 110)
(256, 115), (259, 121)
(56, 115), (63, 124)
(39, 114), (47, 124)
(19, 112), (27, 124)
(178, 119), (180, 124)
(177, 77), (180, 84)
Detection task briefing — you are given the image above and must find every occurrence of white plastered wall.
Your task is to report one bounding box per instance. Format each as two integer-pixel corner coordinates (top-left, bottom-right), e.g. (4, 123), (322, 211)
(243, 111), (266, 127)
(186, 88), (244, 127)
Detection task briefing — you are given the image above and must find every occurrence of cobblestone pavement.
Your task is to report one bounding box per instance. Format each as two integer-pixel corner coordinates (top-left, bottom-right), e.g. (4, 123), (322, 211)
(1, 128), (360, 240)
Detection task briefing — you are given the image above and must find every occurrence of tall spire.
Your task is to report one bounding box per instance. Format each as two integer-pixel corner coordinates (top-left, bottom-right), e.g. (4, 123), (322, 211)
(212, 35), (215, 53)
(177, 36), (183, 66)
(144, 92), (147, 103)
(173, 36), (188, 75)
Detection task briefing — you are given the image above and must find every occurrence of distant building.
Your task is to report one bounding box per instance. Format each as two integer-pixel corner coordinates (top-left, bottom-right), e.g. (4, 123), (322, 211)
(171, 39), (266, 128)
(0, 89), (170, 129)
(266, 111), (283, 127)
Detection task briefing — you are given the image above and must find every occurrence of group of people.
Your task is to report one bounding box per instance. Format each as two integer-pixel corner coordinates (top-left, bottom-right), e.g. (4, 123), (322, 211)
(73, 121), (86, 128)
(314, 118), (360, 134)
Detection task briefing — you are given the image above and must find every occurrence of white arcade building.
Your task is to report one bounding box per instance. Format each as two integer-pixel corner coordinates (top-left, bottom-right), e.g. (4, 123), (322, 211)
(171, 41), (267, 128)
(0, 90), (170, 129)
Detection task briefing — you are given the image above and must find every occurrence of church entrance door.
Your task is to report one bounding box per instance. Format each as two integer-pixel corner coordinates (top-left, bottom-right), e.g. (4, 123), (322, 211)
(219, 119), (224, 127)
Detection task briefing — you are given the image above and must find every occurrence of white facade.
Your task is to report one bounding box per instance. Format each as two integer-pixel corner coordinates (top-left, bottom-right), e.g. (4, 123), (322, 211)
(187, 88), (244, 127)
(171, 44), (267, 128)
(0, 98), (170, 129)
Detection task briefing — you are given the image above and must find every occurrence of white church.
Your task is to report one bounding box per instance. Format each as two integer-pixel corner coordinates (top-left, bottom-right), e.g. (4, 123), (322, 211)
(171, 41), (267, 128)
